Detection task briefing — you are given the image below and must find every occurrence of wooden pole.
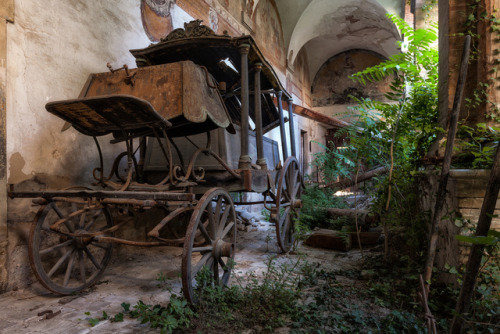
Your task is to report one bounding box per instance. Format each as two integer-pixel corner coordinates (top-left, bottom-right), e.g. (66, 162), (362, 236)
(326, 166), (388, 189)
(449, 144), (500, 333)
(424, 35), (470, 292)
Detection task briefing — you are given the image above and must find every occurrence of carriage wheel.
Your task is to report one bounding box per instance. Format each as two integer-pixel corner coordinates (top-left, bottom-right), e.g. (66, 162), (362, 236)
(181, 188), (236, 304)
(272, 156), (302, 253)
(28, 199), (114, 295)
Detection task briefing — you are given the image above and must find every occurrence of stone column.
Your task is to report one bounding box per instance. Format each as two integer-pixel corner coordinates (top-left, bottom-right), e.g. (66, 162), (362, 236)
(0, 0), (14, 293)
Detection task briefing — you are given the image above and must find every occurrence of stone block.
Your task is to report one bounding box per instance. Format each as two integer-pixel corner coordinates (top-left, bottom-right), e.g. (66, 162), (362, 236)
(458, 197), (500, 209)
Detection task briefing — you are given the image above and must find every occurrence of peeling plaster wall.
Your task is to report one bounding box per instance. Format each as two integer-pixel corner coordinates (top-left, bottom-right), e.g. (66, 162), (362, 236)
(0, 0), (14, 293)
(287, 0), (400, 83)
(7, 0), (149, 186)
(5, 0), (150, 290)
(311, 50), (392, 121)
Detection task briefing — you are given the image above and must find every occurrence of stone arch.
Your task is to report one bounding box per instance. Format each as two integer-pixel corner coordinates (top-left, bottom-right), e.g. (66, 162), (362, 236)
(287, 0), (400, 82)
(311, 49), (392, 108)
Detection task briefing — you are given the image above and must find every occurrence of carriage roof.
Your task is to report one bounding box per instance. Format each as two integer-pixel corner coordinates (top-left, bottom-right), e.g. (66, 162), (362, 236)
(130, 20), (292, 133)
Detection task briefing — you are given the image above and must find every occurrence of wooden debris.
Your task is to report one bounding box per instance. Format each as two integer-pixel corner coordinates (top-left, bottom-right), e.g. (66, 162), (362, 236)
(327, 208), (379, 229)
(327, 166), (388, 189)
(304, 229), (352, 251)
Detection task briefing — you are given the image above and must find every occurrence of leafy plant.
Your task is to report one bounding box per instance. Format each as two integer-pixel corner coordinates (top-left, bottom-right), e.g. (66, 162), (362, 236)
(454, 123), (500, 169)
(124, 296), (194, 333)
(299, 185), (348, 230)
(310, 13), (439, 261)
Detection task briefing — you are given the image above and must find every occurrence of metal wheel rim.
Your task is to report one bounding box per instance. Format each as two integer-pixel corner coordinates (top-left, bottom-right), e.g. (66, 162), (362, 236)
(274, 156), (302, 253)
(181, 187), (236, 304)
(28, 200), (114, 295)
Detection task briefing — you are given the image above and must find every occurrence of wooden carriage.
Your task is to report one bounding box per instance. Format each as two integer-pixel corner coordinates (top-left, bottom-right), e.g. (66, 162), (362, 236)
(9, 21), (302, 303)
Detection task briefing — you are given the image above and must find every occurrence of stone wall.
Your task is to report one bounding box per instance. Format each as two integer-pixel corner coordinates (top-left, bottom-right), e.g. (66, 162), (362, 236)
(421, 169), (500, 281)
(310, 49), (392, 122)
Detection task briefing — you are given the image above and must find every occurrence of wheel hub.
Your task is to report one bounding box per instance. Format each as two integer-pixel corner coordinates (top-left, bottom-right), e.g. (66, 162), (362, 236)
(213, 238), (234, 259)
(74, 229), (92, 249)
(292, 199), (302, 209)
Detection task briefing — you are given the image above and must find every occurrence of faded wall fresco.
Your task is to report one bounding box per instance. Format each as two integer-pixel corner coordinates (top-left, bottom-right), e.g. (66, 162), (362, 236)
(287, 47), (311, 107)
(149, 0), (287, 76)
(252, 0), (286, 73)
(141, 0), (175, 42)
(311, 50), (391, 108)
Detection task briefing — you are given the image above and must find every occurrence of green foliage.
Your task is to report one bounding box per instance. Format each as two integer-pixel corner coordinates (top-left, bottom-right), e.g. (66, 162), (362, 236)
(299, 185), (348, 230)
(290, 259), (427, 333)
(125, 296), (194, 334)
(314, 13), (439, 190)
(348, 13), (439, 170)
(454, 123), (500, 169)
(310, 14), (438, 259)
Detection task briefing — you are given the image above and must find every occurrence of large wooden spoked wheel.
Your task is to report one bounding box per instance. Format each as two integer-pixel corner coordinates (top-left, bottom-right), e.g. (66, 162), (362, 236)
(181, 188), (236, 304)
(272, 156), (302, 253)
(29, 199), (114, 295)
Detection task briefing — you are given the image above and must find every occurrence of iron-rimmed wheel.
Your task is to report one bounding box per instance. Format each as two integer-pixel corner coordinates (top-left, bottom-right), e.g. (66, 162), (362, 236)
(28, 199), (114, 295)
(272, 156), (302, 253)
(181, 188), (236, 304)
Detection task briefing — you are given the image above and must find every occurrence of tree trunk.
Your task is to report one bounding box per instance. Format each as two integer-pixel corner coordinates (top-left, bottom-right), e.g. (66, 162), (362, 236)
(327, 166), (388, 189)
(424, 35), (470, 292)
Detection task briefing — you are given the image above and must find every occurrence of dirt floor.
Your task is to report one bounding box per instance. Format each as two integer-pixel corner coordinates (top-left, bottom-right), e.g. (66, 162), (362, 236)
(0, 215), (366, 334)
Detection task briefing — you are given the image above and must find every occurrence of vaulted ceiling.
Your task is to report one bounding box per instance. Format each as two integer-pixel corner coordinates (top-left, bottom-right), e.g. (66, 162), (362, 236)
(274, 0), (403, 82)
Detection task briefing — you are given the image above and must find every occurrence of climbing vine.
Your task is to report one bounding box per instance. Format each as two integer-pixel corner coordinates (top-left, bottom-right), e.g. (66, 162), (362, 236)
(451, 1), (500, 168)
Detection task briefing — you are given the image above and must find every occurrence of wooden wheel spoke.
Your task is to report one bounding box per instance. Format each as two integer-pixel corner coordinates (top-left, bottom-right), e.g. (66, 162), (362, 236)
(53, 204), (75, 233)
(279, 207), (291, 229)
(41, 226), (74, 239)
(63, 251), (76, 287)
(84, 209), (102, 231)
(78, 250), (86, 284)
(221, 270), (231, 283)
(217, 256), (226, 269)
(83, 246), (102, 270)
(30, 200), (113, 295)
(40, 239), (74, 255)
(78, 211), (86, 230)
(182, 188), (236, 303)
(283, 189), (292, 202)
(192, 246), (212, 253)
(213, 259), (219, 284)
(292, 180), (300, 198)
(207, 204), (216, 236)
(218, 208), (231, 235)
(215, 196), (223, 226)
(289, 169), (299, 195)
(274, 159), (302, 253)
(198, 220), (213, 245)
(47, 248), (74, 278)
(220, 221), (234, 239)
(192, 252), (212, 277)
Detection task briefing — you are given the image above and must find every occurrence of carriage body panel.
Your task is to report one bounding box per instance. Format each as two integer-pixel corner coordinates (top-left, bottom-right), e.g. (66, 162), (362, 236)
(46, 61), (233, 138)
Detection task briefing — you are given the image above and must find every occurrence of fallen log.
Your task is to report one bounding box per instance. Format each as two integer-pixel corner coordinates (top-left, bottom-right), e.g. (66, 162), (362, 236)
(303, 229), (382, 251)
(303, 229), (352, 251)
(327, 166), (388, 189)
(327, 208), (380, 228)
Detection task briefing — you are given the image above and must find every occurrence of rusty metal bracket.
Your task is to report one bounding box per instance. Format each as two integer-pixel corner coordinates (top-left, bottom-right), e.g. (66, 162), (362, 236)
(106, 63), (137, 87)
